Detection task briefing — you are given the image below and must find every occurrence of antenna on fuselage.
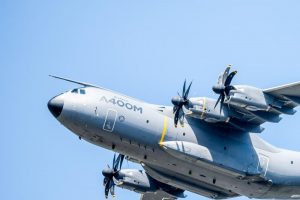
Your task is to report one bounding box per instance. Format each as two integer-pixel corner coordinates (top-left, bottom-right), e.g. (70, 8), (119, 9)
(49, 75), (100, 88)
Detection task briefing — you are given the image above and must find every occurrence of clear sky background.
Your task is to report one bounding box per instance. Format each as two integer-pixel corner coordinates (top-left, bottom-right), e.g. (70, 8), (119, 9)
(1, 0), (300, 200)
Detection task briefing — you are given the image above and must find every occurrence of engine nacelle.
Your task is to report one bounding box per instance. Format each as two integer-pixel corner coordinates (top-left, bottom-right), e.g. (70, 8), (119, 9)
(114, 168), (186, 199)
(227, 85), (270, 111)
(114, 169), (157, 194)
(189, 97), (230, 123)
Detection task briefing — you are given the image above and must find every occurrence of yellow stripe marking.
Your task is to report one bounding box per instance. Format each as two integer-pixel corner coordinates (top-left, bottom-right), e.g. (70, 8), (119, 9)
(159, 117), (168, 145)
(201, 98), (206, 119)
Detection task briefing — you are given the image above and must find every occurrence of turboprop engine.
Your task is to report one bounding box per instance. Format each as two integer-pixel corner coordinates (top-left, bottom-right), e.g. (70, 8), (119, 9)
(102, 154), (158, 198)
(102, 154), (186, 199)
(113, 169), (157, 193)
(188, 97), (230, 123)
(227, 85), (270, 111)
(115, 169), (186, 199)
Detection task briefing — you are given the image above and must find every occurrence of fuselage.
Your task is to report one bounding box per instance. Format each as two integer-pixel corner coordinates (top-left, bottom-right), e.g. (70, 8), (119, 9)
(49, 86), (300, 199)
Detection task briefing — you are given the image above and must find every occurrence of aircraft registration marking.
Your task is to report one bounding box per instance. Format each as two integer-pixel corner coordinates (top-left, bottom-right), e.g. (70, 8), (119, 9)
(159, 116), (168, 145)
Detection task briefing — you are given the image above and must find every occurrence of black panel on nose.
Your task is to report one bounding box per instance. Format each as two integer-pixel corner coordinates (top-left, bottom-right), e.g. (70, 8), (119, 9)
(48, 96), (64, 118)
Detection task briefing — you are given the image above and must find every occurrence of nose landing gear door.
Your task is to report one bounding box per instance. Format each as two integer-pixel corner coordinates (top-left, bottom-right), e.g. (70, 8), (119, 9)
(103, 109), (117, 132)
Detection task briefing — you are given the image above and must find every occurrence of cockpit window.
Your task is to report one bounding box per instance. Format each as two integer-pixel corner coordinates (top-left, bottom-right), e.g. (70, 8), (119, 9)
(80, 89), (86, 94)
(71, 89), (78, 93)
(71, 88), (86, 95)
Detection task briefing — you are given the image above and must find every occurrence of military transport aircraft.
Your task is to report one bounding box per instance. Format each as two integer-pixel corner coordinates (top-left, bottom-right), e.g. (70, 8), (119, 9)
(48, 66), (300, 200)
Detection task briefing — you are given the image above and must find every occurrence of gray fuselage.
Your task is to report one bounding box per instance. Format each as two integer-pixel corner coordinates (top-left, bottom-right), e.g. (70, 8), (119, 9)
(50, 87), (300, 199)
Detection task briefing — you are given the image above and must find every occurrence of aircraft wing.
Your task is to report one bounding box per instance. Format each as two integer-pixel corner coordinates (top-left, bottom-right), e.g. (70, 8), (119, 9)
(140, 191), (176, 200)
(188, 82), (300, 133)
(264, 81), (300, 107)
(223, 82), (300, 133)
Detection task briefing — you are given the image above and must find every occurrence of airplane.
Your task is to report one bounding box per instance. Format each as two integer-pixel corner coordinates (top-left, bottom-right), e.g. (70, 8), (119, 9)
(48, 66), (300, 200)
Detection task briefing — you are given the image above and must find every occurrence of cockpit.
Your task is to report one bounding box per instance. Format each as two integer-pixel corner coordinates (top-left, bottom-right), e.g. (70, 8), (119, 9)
(71, 88), (86, 95)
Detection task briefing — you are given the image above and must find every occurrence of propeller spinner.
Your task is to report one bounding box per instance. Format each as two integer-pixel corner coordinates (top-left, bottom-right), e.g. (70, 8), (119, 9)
(171, 80), (192, 127)
(102, 153), (125, 199)
(212, 65), (237, 113)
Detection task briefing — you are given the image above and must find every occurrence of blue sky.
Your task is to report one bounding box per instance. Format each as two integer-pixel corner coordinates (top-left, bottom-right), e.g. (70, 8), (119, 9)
(1, 0), (300, 199)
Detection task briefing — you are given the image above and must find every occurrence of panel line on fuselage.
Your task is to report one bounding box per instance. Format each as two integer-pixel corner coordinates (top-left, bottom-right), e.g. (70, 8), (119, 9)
(159, 116), (168, 145)
(201, 97), (206, 119)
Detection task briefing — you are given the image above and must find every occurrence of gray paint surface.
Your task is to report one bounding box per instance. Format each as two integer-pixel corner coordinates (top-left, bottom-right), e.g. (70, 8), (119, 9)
(49, 79), (300, 199)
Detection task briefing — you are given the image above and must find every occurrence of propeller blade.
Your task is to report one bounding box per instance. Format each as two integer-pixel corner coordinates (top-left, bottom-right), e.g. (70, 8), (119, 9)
(110, 182), (115, 197)
(103, 177), (109, 186)
(102, 153), (125, 199)
(177, 92), (182, 98)
(174, 109), (180, 127)
(173, 105), (178, 114)
(172, 80), (192, 127)
(182, 79), (186, 97)
(220, 94), (225, 113)
(112, 154), (116, 170)
(217, 73), (223, 85)
(222, 66), (231, 84)
(119, 154), (125, 170)
(213, 66), (237, 114)
(114, 154), (121, 171)
(214, 94), (223, 109)
(184, 81), (192, 99)
(179, 108), (185, 126)
(180, 118), (184, 126)
(104, 180), (110, 199)
(224, 71), (237, 86)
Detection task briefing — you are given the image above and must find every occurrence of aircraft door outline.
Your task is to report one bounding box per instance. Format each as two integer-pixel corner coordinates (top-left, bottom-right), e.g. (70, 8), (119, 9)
(103, 109), (117, 132)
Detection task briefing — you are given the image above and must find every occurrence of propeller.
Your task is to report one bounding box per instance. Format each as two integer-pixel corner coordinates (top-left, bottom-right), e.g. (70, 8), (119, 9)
(102, 153), (125, 199)
(171, 80), (192, 127)
(212, 65), (237, 113)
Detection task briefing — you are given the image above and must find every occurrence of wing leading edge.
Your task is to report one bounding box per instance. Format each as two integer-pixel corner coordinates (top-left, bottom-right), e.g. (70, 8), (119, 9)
(264, 81), (300, 107)
(264, 81), (300, 98)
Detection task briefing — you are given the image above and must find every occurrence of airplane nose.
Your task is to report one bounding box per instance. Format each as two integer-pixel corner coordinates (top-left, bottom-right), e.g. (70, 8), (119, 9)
(48, 95), (64, 118)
